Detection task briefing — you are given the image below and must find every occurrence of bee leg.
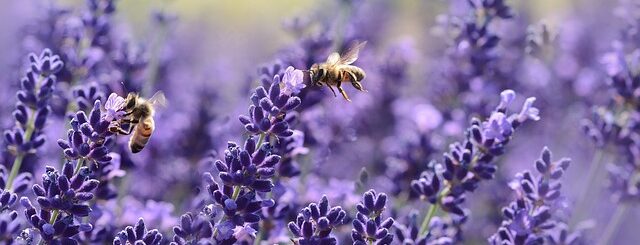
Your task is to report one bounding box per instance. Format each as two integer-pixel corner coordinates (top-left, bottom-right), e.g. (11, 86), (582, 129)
(336, 82), (351, 102)
(326, 84), (338, 97)
(121, 118), (140, 124)
(109, 118), (139, 135)
(109, 125), (133, 135)
(348, 73), (367, 92)
(122, 110), (135, 117)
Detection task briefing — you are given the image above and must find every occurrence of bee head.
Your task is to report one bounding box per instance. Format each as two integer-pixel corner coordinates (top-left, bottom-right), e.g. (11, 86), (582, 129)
(125, 93), (138, 110)
(312, 68), (325, 86)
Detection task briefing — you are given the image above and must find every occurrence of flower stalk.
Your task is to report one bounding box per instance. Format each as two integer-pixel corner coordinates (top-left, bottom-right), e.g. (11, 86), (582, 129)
(419, 200), (439, 236)
(572, 149), (606, 225)
(598, 203), (628, 245)
(6, 153), (25, 191)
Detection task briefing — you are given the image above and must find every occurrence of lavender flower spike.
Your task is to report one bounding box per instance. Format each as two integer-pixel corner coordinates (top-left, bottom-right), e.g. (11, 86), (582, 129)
(4, 49), (63, 191)
(489, 147), (575, 245)
(238, 73), (302, 139)
(0, 166), (23, 242)
(20, 163), (96, 244)
(288, 196), (347, 245)
(352, 190), (394, 245)
(170, 211), (214, 244)
(57, 101), (115, 164)
(410, 89), (539, 241)
(73, 83), (104, 112)
(113, 218), (163, 245)
(215, 138), (280, 192)
(5, 49), (63, 155)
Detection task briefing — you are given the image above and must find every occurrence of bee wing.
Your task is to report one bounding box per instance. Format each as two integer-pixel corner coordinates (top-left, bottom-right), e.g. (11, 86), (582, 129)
(326, 52), (341, 65)
(339, 41), (367, 65)
(148, 91), (168, 108)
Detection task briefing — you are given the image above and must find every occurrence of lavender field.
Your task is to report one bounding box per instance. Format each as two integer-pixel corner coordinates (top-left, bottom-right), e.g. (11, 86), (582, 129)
(0, 0), (638, 244)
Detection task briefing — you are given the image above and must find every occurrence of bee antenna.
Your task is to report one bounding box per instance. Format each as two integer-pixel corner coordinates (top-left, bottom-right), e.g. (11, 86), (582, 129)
(119, 80), (131, 94)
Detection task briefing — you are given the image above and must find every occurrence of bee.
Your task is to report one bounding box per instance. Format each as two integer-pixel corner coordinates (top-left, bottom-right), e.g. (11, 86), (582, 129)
(109, 91), (167, 153)
(309, 41), (367, 102)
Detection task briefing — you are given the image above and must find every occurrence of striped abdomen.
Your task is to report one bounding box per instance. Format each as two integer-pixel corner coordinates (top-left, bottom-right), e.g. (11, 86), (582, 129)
(129, 117), (155, 153)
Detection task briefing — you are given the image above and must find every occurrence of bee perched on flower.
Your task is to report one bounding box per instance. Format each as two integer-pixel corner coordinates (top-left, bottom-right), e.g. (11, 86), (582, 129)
(105, 91), (167, 153)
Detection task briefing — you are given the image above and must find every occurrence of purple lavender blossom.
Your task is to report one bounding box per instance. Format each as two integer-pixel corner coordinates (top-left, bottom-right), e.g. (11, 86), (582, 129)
(0, 210), (21, 243)
(394, 212), (428, 245)
(57, 100), (114, 164)
(2, 0), (638, 244)
(273, 129), (308, 177)
(409, 90), (539, 242)
(288, 195), (347, 245)
(0, 166), (24, 243)
(233, 224), (257, 243)
(72, 83), (104, 112)
(204, 157), (275, 244)
(20, 162), (97, 243)
(577, 12), (640, 243)
(489, 147), (572, 245)
(238, 74), (302, 139)
(170, 212), (214, 245)
(282, 66), (306, 96)
(214, 139), (279, 193)
(103, 93), (126, 122)
(351, 190), (394, 245)
(4, 49), (62, 190)
(113, 218), (163, 245)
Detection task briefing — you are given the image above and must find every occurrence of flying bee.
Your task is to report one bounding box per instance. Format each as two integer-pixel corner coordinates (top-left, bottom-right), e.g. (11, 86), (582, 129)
(308, 41), (367, 102)
(109, 91), (167, 153)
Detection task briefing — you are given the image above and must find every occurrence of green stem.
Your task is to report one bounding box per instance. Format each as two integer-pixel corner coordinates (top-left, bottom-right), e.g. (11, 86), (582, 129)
(38, 209), (60, 245)
(597, 204), (628, 245)
(6, 106), (37, 191)
(6, 153), (25, 191)
(419, 203), (438, 236)
(49, 209), (60, 224)
(571, 149), (605, 225)
(231, 186), (241, 200)
(256, 133), (266, 148)
(73, 158), (85, 176)
(213, 186), (242, 238)
(418, 185), (451, 237)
